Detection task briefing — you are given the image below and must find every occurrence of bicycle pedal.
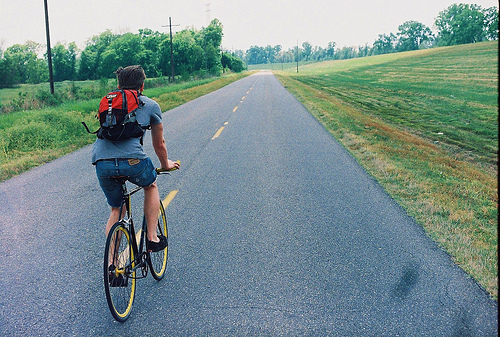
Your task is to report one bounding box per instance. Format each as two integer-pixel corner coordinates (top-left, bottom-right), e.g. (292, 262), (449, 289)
(109, 273), (128, 287)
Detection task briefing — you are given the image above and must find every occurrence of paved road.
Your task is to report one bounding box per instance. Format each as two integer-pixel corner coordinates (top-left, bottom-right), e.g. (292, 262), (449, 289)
(0, 71), (497, 335)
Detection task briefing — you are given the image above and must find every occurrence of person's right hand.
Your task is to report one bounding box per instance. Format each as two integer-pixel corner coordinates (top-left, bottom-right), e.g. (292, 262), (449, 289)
(164, 159), (180, 171)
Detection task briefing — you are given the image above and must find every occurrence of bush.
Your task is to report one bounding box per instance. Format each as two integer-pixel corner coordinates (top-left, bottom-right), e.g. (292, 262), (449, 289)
(145, 76), (171, 89)
(222, 52), (245, 73)
(35, 89), (62, 107)
(4, 123), (57, 152)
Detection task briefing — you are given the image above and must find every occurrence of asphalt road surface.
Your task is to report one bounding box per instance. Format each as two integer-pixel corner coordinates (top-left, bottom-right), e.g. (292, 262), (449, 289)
(0, 71), (497, 336)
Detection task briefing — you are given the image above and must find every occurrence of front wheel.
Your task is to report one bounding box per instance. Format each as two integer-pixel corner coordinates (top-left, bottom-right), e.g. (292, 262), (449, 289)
(103, 222), (136, 322)
(148, 201), (168, 280)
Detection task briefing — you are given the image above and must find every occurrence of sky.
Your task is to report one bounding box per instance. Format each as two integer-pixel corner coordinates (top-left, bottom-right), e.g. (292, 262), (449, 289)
(0, 0), (497, 53)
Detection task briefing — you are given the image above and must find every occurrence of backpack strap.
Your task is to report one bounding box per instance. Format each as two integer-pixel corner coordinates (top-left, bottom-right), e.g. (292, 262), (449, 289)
(119, 89), (128, 111)
(107, 94), (115, 115)
(82, 121), (98, 134)
(132, 90), (148, 145)
(136, 91), (145, 108)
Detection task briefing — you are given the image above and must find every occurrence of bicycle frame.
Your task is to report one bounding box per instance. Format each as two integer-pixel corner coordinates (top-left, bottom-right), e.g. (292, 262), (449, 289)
(115, 168), (174, 279)
(117, 181), (151, 278)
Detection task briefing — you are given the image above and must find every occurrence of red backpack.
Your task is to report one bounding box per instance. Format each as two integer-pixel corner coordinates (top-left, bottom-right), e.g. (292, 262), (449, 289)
(83, 89), (147, 142)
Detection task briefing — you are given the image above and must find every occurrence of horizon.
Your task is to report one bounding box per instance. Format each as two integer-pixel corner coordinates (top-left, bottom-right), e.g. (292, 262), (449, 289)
(0, 0), (498, 53)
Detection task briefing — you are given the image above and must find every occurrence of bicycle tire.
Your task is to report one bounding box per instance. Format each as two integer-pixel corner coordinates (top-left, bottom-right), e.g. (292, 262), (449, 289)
(148, 201), (168, 280)
(103, 222), (136, 322)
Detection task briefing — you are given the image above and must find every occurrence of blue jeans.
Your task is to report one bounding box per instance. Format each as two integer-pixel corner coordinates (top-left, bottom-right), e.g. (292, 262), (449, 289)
(96, 158), (157, 207)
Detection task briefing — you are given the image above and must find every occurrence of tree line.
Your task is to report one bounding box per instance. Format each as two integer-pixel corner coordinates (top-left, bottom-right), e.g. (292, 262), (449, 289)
(0, 19), (244, 88)
(0, 3), (497, 87)
(243, 3), (498, 65)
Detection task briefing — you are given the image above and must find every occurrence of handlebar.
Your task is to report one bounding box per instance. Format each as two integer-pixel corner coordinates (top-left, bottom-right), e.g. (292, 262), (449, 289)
(156, 160), (181, 174)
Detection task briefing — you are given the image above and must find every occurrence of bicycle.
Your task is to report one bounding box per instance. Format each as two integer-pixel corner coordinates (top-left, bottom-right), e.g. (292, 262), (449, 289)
(103, 164), (179, 322)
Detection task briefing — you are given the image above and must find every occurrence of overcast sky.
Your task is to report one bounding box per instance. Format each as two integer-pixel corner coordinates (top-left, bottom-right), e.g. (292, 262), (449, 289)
(0, 0), (497, 53)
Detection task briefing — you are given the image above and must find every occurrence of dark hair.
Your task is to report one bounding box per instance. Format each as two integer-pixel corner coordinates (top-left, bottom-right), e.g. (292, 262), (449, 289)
(116, 65), (146, 90)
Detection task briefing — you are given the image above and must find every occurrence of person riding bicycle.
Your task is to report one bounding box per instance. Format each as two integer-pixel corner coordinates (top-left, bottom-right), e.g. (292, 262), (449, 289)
(92, 65), (179, 252)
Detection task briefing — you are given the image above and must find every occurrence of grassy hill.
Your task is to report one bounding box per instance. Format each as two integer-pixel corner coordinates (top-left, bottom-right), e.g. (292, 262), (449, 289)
(275, 41), (498, 298)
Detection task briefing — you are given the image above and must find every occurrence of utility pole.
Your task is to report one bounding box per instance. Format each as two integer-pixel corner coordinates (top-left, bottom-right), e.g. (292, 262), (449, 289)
(205, 3), (211, 25)
(43, 0), (54, 94)
(204, 3), (211, 71)
(162, 17), (179, 82)
(296, 39), (299, 73)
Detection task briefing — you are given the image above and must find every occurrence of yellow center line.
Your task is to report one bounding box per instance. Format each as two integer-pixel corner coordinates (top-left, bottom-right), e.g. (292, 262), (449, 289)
(233, 106), (238, 112)
(212, 126), (225, 140)
(163, 190), (179, 207)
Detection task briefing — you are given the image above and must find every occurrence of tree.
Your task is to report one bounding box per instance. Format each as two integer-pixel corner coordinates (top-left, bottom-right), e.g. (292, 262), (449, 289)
(233, 49), (245, 61)
(273, 45), (282, 62)
(98, 48), (119, 78)
(484, 7), (499, 40)
(312, 46), (326, 61)
(78, 47), (97, 80)
(302, 41), (313, 61)
(0, 54), (20, 87)
(52, 42), (78, 81)
(221, 52), (244, 72)
(281, 48), (296, 63)
(1, 20), (230, 85)
(172, 28), (204, 76)
(372, 33), (397, 55)
(326, 41), (336, 59)
(113, 34), (146, 70)
(246, 45), (267, 65)
(262, 45), (274, 63)
(139, 28), (166, 77)
(221, 52), (230, 71)
(0, 42), (46, 86)
(205, 43), (222, 74)
(335, 46), (356, 60)
(434, 4), (487, 46)
(397, 21), (433, 51)
(79, 30), (121, 80)
(202, 19), (224, 74)
(357, 44), (371, 57)
(203, 19), (224, 50)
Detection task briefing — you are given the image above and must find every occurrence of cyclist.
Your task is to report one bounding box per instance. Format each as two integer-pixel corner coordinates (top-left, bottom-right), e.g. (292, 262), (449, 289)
(92, 65), (180, 253)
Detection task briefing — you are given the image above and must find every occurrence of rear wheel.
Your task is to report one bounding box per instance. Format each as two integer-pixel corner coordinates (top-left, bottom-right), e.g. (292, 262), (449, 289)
(149, 201), (168, 280)
(103, 222), (136, 322)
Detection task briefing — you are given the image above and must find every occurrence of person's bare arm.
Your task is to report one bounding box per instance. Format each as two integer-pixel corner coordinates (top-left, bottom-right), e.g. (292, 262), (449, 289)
(151, 123), (179, 170)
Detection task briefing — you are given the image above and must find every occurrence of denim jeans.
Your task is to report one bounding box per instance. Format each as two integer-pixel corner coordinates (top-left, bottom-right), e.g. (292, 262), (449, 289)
(96, 157), (156, 207)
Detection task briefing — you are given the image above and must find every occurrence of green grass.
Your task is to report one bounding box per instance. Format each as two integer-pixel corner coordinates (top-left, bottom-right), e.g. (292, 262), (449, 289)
(0, 72), (251, 181)
(275, 41), (498, 298)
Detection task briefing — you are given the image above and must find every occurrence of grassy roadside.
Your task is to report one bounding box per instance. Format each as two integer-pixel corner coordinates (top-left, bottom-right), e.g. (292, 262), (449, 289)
(0, 72), (251, 182)
(275, 41), (498, 298)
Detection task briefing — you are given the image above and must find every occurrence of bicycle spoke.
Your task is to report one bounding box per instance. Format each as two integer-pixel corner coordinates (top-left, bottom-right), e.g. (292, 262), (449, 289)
(104, 222), (136, 322)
